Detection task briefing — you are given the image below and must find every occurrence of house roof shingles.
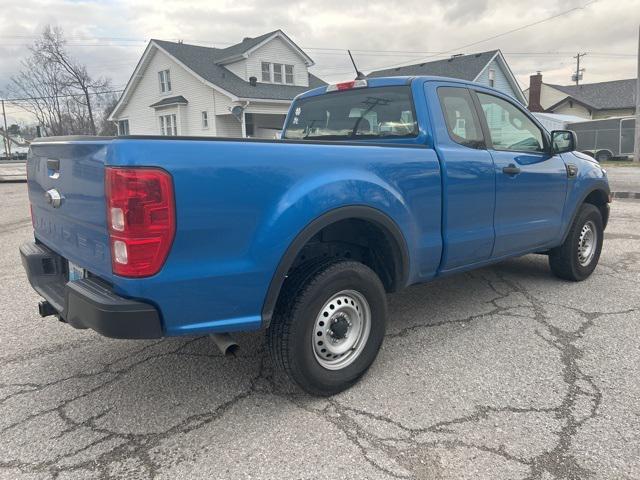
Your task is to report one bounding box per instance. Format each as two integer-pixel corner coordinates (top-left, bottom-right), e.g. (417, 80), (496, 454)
(152, 36), (325, 101)
(214, 30), (279, 63)
(367, 50), (500, 81)
(149, 95), (189, 108)
(547, 79), (638, 110)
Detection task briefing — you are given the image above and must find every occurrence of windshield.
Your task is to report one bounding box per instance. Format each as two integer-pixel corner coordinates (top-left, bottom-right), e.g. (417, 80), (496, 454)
(283, 86), (418, 140)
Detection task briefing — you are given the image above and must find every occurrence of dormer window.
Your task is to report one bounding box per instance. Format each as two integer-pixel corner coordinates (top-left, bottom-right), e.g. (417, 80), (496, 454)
(285, 65), (294, 84)
(260, 62), (295, 84)
(261, 62), (271, 82)
(158, 69), (172, 93)
(273, 64), (283, 83)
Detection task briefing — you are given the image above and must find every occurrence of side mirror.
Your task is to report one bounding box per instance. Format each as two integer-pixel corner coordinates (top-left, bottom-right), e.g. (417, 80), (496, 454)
(550, 130), (576, 154)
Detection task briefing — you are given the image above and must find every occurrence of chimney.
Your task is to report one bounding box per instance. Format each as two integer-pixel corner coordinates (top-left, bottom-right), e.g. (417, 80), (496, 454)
(528, 71), (543, 112)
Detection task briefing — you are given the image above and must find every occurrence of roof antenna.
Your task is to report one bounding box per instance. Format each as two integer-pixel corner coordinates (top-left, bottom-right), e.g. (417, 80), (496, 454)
(348, 50), (365, 80)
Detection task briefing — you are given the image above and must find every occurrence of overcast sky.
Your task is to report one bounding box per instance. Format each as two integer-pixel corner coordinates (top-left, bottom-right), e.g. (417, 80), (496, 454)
(0, 0), (638, 124)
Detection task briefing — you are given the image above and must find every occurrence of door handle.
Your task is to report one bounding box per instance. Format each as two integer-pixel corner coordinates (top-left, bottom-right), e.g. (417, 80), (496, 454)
(502, 164), (521, 175)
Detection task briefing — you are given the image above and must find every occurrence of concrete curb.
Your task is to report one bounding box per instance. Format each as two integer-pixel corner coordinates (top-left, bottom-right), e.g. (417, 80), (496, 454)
(0, 177), (27, 183)
(612, 192), (640, 199)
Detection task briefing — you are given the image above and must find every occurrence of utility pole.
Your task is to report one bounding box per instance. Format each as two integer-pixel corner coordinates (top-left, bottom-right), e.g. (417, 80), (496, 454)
(572, 52), (587, 85)
(634, 25), (640, 162)
(1, 99), (11, 160)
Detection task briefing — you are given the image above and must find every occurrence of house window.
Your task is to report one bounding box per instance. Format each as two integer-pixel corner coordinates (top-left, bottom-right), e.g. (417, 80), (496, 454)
(273, 63), (283, 83)
(202, 111), (209, 129)
(261, 62), (271, 82)
(159, 114), (177, 136)
(261, 63), (294, 84)
(285, 65), (294, 84)
(488, 69), (495, 88)
(117, 119), (130, 136)
(158, 69), (172, 93)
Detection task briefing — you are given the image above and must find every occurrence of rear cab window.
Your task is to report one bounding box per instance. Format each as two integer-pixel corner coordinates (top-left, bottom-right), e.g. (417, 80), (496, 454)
(437, 87), (485, 149)
(283, 86), (418, 141)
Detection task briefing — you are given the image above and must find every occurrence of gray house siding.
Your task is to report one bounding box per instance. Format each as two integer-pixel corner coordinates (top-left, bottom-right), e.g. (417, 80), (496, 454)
(367, 50), (526, 105)
(475, 59), (520, 102)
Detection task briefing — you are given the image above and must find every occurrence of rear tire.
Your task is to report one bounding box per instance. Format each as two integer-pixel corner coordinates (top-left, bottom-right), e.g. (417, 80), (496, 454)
(549, 203), (603, 281)
(267, 260), (387, 396)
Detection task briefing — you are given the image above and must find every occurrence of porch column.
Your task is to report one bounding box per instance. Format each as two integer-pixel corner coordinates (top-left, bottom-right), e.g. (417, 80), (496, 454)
(241, 111), (247, 138)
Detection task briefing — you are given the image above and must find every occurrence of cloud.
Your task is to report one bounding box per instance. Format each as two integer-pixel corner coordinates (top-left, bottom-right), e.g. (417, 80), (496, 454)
(0, 0), (637, 124)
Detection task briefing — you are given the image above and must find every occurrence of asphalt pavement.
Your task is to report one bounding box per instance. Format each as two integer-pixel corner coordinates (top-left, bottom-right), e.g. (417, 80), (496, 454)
(603, 166), (640, 195)
(1, 182), (639, 479)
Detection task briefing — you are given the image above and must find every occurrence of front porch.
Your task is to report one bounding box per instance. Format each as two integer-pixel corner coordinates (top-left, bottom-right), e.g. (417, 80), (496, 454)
(215, 101), (289, 139)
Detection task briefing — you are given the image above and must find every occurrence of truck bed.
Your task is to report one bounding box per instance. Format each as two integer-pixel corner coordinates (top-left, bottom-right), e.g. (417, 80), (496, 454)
(27, 136), (442, 335)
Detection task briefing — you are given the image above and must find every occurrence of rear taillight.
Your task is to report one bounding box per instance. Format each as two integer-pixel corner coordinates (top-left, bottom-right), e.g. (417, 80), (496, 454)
(105, 167), (175, 277)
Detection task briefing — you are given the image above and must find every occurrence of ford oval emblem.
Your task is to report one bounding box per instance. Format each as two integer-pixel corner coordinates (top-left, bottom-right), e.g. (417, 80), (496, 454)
(45, 189), (64, 208)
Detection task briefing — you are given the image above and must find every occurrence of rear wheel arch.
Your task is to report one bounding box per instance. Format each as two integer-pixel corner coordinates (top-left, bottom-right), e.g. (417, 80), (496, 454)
(595, 149), (613, 162)
(261, 206), (409, 328)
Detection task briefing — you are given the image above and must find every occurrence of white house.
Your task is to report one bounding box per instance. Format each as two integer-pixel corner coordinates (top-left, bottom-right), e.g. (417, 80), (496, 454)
(367, 50), (527, 105)
(109, 30), (325, 138)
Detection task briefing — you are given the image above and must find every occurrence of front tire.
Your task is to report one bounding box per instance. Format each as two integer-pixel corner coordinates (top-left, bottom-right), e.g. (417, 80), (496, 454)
(267, 260), (387, 396)
(549, 203), (603, 281)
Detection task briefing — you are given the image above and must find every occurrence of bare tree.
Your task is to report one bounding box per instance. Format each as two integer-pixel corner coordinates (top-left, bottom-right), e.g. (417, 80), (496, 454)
(5, 25), (114, 136)
(98, 95), (119, 136)
(7, 54), (66, 136)
(36, 26), (111, 135)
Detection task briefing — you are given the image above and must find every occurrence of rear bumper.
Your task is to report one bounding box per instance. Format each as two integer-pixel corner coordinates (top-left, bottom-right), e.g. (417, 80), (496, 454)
(20, 241), (163, 339)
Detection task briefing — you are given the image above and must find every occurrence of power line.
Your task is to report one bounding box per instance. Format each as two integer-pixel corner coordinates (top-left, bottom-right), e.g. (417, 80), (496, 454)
(349, 0), (601, 72)
(3, 88), (125, 103)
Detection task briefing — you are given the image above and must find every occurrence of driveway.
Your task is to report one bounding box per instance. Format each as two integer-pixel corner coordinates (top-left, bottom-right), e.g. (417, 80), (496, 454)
(1, 182), (639, 479)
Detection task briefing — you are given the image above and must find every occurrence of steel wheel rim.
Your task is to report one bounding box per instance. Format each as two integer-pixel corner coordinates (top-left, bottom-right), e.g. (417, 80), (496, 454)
(578, 220), (597, 267)
(312, 289), (371, 371)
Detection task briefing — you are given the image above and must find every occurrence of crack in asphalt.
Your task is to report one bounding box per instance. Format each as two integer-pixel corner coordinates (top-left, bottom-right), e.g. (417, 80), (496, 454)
(1, 204), (638, 479)
(3, 270), (632, 480)
(278, 270), (635, 480)
(0, 342), (268, 479)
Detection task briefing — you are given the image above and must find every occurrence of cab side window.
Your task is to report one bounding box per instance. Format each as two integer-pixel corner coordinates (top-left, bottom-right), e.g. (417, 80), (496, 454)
(476, 93), (544, 153)
(437, 87), (484, 149)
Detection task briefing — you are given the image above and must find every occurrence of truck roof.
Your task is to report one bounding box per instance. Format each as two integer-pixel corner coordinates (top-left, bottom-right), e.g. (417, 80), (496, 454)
(296, 75), (486, 100)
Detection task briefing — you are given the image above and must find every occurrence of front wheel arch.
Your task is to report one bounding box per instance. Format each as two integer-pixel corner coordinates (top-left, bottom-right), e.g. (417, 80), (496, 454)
(562, 187), (610, 243)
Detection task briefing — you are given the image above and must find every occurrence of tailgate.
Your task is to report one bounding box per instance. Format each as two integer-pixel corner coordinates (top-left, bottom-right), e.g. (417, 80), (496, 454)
(28, 140), (112, 279)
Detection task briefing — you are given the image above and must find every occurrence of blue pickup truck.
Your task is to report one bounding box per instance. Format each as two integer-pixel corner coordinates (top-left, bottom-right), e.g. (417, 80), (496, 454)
(21, 76), (610, 395)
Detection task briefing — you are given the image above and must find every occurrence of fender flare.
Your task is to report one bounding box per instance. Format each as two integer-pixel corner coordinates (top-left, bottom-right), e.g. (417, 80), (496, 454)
(561, 186), (611, 243)
(261, 205), (410, 327)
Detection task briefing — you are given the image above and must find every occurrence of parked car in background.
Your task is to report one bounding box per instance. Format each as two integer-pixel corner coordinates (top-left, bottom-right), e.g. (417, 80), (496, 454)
(21, 76), (610, 395)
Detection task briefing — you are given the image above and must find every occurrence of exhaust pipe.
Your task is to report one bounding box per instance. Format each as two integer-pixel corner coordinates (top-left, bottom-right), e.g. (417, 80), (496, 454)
(209, 333), (239, 356)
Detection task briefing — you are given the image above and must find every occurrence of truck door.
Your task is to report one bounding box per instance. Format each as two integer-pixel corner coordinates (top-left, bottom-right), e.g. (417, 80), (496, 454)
(473, 91), (567, 257)
(430, 85), (496, 271)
